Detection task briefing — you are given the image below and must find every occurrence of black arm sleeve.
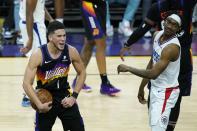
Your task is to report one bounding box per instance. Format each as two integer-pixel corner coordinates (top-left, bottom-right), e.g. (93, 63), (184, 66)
(124, 3), (159, 47)
(124, 22), (152, 47)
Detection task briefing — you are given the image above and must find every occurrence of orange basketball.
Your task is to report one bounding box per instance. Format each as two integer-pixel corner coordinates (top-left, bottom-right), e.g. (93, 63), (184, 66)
(31, 89), (53, 110)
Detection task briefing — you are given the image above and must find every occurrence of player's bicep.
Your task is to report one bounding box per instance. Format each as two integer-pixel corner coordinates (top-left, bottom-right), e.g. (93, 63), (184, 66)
(23, 63), (36, 85)
(151, 49), (172, 77)
(23, 49), (42, 85)
(152, 58), (170, 76)
(69, 47), (85, 74)
(152, 44), (180, 76)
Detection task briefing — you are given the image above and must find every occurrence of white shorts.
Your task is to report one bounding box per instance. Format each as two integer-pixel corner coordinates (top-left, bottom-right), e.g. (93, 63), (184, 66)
(19, 20), (47, 57)
(149, 86), (180, 131)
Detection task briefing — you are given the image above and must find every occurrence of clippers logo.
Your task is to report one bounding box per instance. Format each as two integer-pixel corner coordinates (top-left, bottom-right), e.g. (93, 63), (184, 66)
(45, 67), (67, 80)
(161, 116), (168, 126)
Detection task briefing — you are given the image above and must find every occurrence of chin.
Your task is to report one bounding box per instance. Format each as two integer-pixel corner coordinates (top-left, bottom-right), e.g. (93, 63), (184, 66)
(58, 45), (65, 51)
(58, 48), (64, 51)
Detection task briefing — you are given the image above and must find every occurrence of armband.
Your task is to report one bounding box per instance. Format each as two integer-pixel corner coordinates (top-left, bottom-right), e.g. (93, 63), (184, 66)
(72, 92), (78, 99)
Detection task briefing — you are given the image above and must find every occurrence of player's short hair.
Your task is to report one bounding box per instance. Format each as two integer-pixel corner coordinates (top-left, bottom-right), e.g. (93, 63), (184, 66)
(47, 21), (65, 35)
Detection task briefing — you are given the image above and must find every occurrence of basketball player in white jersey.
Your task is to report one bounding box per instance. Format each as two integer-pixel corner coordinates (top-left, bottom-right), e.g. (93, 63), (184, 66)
(117, 14), (181, 131)
(19, 0), (53, 56)
(19, 0), (53, 107)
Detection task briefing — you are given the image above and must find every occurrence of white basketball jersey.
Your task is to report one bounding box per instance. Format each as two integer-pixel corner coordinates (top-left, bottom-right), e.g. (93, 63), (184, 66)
(151, 31), (181, 89)
(19, 0), (45, 23)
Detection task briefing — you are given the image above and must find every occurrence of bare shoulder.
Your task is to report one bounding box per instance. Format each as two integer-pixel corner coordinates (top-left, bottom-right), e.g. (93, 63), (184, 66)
(68, 44), (79, 55)
(68, 44), (80, 61)
(68, 44), (76, 52)
(153, 31), (159, 39)
(164, 44), (180, 52)
(161, 44), (180, 61)
(29, 48), (43, 67)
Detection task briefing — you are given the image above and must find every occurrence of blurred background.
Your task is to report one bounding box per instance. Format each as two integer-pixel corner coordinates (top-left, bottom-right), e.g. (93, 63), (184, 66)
(0, 0), (196, 57)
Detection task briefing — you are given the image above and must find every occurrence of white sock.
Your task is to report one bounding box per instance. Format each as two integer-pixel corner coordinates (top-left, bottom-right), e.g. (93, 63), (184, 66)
(56, 18), (64, 23)
(122, 19), (130, 27)
(106, 21), (111, 28)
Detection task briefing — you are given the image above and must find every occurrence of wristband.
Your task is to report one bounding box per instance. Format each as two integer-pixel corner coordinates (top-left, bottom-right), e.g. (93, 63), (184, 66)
(72, 92), (78, 99)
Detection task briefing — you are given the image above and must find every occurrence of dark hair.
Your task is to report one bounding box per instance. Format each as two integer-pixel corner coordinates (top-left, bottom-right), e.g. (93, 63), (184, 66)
(47, 21), (65, 35)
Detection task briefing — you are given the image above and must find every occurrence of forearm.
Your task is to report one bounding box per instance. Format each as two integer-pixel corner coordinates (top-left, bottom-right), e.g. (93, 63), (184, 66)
(139, 78), (149, 90)
(128, 66), (156, 79)
(139, 58), (152, 90)
(26, 12), (34, 41)
(45, 8), (53, 22)
(73, 70), (86, 93)
(125, 22), (152, 47)
(23, 82), (42, 107)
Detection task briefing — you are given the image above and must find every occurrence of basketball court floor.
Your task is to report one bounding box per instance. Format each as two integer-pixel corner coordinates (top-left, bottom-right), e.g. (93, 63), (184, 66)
(0, 30), (197, 131)
(0, 56), (196, 131)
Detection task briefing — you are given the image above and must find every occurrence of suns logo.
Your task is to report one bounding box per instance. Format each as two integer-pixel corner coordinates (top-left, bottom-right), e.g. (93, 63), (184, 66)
(45, 67), (67, 80)
(93, 28), (99, 36)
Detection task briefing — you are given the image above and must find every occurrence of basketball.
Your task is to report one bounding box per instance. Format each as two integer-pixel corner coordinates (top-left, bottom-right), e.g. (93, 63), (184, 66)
(31, 89), (53, 110)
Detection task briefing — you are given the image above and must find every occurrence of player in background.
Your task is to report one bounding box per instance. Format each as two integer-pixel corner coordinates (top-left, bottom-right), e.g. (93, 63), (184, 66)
(119, 0), (197, 130)
(118, 14), (182, 131)
(73, 0), (121, 96)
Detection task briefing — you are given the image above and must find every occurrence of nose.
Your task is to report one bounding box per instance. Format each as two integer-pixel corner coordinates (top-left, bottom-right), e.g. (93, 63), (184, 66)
(60, 36), (66, 41)
(168, 24), (174, 29)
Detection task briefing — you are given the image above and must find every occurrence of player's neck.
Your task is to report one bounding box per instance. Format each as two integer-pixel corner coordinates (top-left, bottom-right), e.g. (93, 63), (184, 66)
(160, 33), (176, 45)
(47, 43), (62, 59)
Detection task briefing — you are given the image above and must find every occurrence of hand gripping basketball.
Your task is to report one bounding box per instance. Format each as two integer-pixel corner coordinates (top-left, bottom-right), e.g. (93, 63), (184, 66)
(31, 89), (53, 111)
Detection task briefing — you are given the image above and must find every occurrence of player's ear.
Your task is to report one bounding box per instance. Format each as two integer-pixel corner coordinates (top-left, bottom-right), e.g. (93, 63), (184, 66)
(48, 35), (52, 41)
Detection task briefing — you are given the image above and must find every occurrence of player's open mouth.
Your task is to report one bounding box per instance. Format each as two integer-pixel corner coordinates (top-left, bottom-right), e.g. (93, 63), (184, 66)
(59, 43), (64, 45)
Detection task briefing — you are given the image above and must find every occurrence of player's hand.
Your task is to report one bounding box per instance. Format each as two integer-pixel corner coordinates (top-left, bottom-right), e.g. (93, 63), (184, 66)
(137, 89), (147, 104)
(61, 96), (76, 108)
(37, 101), (52, 113)
(117, 64), (130, 74)
(119, 46), (131, 61)
(20, 39), (33, 54)
(49, 19), (54, 23)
